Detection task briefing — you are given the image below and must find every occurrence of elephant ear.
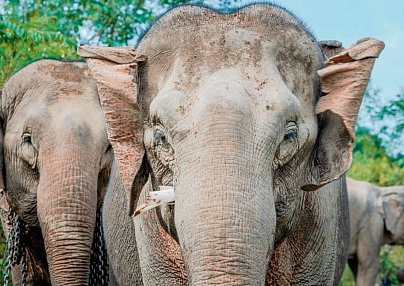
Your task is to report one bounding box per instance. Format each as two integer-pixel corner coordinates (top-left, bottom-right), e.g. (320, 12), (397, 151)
(0, 96), (7, 213)
(302, 38), (384, 191)
(0, 114), (5, 192)
(77, 45), (146, 215)
(319, 40), (344, 59)
(382, 192), (403, 235)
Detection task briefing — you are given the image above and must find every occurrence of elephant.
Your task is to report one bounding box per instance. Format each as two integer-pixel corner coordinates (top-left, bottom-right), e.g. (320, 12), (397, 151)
(397, 267), (404, 283)
(0, 59), (113, 285)
(347, 177), (404, 286)
(80, 4), (384, 285)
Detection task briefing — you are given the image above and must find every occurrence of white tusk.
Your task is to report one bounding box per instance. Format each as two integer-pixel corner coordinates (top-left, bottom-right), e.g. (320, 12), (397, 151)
(133, 186), (175, 217)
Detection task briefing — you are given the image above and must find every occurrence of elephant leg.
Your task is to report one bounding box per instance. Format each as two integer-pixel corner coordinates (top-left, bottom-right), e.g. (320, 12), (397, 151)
(356, 262), (379, 286)
(356, 241), (381, 286)
(355, 219), (384, 286)
(103, 166), (143, 285)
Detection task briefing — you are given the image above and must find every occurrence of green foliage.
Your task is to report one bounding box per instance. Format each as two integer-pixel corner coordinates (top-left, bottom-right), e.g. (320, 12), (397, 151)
(347, 86), (404, 186)
(1, 0), (197, 48)
(0, 225), (7, 285)
(347, 127), (404, 186)
(0, 10), (78, 87)
(340, 268), (355, 286)
(378, 246), (400, 285)
(377, 91), (404, 136)
(360, 87), (404, 158)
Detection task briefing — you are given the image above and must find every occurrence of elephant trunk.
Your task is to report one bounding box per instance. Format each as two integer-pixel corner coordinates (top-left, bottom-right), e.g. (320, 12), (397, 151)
(175, 134), (276, 285)
(37, 155), (97, 285)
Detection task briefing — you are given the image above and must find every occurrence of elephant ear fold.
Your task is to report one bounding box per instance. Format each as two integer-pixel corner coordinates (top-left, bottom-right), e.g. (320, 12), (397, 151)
(382, 193), (402, 235)
(302, 38), (384, 191)
(318, 40), (344, 59)
(78, 45), (147, 215)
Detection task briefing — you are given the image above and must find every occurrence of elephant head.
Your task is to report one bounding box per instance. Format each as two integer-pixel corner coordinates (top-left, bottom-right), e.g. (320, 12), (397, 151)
(0, 60), (112, 285)
(83, 4), (384, 285)
(382, 186), (404, 244)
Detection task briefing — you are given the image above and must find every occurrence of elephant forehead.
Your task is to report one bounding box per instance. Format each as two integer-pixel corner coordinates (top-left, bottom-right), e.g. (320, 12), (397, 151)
(144, 26), (319, 78)
(149, 59), (303, 135)
(139, 6), (322, 114)
(48, 100), (107, 140)
(139, 4), (322, 69)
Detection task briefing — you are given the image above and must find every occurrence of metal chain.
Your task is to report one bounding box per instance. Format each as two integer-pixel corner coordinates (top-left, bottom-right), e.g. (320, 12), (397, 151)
(3, 210), (27, 286)
(89, 206), (109, 286)
(2, 211), (14, 286)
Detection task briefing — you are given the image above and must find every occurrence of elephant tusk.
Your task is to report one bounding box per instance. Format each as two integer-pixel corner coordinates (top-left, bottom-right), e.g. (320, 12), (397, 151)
(133, 186), (175, 217)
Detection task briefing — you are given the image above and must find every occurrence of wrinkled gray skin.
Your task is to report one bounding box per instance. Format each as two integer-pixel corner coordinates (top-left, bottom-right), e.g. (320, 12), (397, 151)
(102, 4), (379, 286)
(347, 178), (404, 286)
(0, 60), (112, 285)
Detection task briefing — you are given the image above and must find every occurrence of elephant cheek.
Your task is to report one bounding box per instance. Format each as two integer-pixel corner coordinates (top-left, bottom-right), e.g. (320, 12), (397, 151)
(36, 162), (97, 286)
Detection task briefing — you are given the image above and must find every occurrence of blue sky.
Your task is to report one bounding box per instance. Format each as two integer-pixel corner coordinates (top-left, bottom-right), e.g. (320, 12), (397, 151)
(205, 0), (403, 101)
(202, 0), (403, 154)
(271, 0), (404, 102)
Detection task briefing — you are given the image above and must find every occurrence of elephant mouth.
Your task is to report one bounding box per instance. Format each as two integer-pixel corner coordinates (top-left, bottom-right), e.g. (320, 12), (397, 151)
(133, 185), (175, 216)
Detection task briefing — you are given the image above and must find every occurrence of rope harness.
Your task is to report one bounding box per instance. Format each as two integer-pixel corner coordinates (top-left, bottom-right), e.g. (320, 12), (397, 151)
(2, 206), (109, 286)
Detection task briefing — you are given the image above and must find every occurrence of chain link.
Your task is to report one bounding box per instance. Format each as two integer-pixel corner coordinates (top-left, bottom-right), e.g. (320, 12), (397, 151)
(3, 210), (27, 286)
(89, 206), (109, 286)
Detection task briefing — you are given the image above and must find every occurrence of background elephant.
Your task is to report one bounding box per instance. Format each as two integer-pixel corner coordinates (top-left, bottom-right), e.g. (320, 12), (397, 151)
(0, 60), (112, 285)
(347, 177), (404, 286)
(85, 4), (384, 285)
(397, 267), (404, 283)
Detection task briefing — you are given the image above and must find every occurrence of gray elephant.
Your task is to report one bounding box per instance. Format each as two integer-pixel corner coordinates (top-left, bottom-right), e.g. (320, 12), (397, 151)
(397, 267), (404, 283)
(347, 177), (404, 286)
(80, 4), (384, 285)
(0, 60), (112, 285)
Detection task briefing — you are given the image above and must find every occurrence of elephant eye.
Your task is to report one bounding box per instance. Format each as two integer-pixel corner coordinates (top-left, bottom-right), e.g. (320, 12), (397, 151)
(153, 128), (166, 143)
(105, 144), (112, 152)
(274, 122), (299, 169)
(22, 133), (32, 144)
(21, 132), (37, 169)
(283, 122), (298, 141)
